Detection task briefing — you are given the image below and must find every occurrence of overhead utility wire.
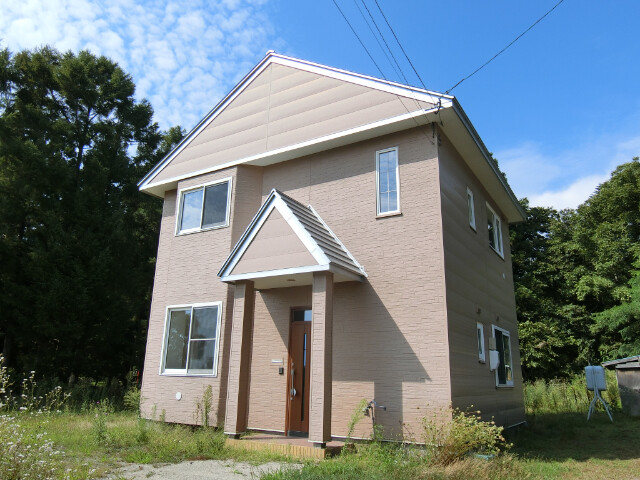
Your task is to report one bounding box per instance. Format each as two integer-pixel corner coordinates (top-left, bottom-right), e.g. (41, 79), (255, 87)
(373, 0), (427, 92)
(372, 0), (441, 112)
(355, 0), (426, 115)
(331, 0), (386, 80)
(331, 0), (437, 142)
(446, 0), (566, 94)
(352, 0), (404, 83)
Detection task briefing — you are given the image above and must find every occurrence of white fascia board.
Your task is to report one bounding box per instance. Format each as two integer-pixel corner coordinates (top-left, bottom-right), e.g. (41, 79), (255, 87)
(141, 105), (447, 197)
(138, 55), (274, 190)
(221, 264), (329, 283)
(269, 54), (451, 106)
(139, 51), (452, 192)
(273, 196), (330, 266)
(447, 100), (525, 223)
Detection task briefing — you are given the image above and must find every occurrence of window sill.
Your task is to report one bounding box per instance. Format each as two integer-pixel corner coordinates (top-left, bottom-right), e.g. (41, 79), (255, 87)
(469, 224), (477, 232)
(495, 384), (514, 389)
(489, 246), (505, 260)
(176, 224), (229, 236)
(376, 211), (402, 219)
(160, 372), (218, 378)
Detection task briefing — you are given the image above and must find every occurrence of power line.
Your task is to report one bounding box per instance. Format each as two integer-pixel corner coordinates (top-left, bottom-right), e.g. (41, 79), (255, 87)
(446, 0), (567, 94)
(373, 0), (428, 92)
(330, 0), (386, 79)
(356, 0), (429, 116)
(331, 0), (439, 142)
(352, 0), (403, 83)
(359, 0), (410, 86)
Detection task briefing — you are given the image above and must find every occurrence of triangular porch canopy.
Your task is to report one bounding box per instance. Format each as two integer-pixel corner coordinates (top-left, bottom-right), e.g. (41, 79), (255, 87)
(218, 189), (366, 289)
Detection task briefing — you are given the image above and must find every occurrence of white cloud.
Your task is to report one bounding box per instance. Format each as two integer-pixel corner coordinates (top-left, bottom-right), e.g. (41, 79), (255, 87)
(0, 0), (280, 131)
(497, 133), (640, 210)
(529, 173), (610, 210)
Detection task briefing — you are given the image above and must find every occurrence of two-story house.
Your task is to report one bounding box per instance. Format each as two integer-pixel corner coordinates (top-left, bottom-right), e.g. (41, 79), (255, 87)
(138, 52), (526, 447)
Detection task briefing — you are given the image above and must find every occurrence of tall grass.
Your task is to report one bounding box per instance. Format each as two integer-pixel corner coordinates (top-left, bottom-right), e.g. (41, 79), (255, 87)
(524, 370), (620, 415)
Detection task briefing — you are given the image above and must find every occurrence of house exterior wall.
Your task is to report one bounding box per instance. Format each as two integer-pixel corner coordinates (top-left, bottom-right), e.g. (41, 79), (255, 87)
(244, 126), (451, 439)
(140, 119), (523, 437)
(140, 165), (263, 426)
(437, 130), (526, 427)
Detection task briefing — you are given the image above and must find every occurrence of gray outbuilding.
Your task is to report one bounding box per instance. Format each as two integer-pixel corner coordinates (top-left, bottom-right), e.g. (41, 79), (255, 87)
(602, 355), (640, 417)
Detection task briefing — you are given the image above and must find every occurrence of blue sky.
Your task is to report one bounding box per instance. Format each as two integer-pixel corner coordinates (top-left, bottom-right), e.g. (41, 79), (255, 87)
(2, 0), (639, 209)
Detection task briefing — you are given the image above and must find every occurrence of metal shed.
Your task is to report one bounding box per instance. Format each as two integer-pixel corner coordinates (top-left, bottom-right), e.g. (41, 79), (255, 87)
(602, 355), (640, 417)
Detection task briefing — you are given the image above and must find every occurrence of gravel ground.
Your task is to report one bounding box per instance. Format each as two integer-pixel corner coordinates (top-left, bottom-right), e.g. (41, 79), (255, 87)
(106, 460), (301, 480)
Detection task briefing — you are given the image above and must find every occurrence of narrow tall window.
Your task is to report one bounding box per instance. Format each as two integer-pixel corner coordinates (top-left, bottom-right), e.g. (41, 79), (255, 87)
(376, 147), (400, 215)
(177, 178), (231, 234)
(467, 187), (476, 230)
(487, 204), (504, 257)
(162, 303), (222, 375)
(477, 322), (485, 362)
(493, 326), (513, 386)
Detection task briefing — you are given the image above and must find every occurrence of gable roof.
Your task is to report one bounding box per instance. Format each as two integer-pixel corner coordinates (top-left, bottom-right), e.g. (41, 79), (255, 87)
(139, 51), (525, 223)
(218, 189), (366, 289)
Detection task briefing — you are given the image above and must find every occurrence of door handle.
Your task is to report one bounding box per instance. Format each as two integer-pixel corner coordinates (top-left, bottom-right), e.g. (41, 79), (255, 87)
(290, 364), (296, 398)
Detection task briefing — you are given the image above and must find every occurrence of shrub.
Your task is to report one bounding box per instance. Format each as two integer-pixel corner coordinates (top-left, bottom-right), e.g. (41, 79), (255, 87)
(421, 406), (509, 466)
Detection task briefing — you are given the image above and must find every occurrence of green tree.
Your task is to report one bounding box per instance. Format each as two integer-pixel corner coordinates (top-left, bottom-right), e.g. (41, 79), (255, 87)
(595, 258), (640, 358)
(0, 47), (183, 380)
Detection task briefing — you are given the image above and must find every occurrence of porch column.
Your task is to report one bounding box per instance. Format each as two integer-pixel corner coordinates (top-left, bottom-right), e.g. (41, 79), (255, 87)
(224, 280), (255, 438)
(309, 271), (334, 446)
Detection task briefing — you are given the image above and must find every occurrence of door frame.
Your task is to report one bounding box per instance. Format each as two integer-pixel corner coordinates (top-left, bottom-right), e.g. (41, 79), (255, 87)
(284, 306), (312, 435)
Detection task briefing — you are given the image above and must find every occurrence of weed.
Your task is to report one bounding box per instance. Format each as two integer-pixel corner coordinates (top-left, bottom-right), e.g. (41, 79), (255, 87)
(123, 386), (141, 414)
(421, 406), (510, 466)
(194, 385), (213, 428)
(344, 399), (368, 446)
(92, 399), (113, 445)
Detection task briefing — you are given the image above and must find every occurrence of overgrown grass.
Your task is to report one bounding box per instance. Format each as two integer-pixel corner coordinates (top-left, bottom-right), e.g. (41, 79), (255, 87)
(12, 410), (293, 478)
(523, 370), (620, 415)
(263, 442), (528, 480)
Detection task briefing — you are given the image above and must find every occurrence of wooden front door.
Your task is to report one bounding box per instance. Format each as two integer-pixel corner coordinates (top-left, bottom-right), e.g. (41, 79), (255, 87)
(286, 308), (311, 435)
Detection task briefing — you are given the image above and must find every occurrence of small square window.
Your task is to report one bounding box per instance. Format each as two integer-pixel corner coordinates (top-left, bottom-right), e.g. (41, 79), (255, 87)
(177, 178), (231, 234)
(486, 204), (504, 257)
(467, 187), (476, 230)
(477, 322), (485, 362)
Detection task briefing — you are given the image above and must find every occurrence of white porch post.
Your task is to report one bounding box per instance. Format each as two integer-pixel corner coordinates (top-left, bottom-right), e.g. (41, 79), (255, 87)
(309, 271), (334, 447)
(224, 280), (255, 438)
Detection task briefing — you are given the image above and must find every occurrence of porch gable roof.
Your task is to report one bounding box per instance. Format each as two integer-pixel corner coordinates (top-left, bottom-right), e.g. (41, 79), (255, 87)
(218, 189), (366, 289)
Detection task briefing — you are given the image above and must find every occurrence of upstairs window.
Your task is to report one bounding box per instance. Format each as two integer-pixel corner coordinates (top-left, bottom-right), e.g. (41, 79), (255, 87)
(162, 303), (222, 375)
(467, 187), (476, 230)
(177, 178), (231, 234)
(493, 325), (513, 386)
(486, 204), (503, 257)
(477, 322), (485, 362)
(376, 147), (400, 215)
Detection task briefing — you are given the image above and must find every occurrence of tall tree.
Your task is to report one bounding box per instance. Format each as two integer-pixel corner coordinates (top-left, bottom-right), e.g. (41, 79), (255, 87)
(0, 47), (183, 380)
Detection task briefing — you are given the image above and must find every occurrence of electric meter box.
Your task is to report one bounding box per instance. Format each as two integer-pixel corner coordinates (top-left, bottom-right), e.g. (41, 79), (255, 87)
(585, 365), (606, 392)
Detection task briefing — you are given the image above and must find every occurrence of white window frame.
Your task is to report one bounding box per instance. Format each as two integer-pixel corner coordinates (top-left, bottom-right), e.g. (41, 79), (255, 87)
(492, 325), (514, 387)
(375, 147), (401, 216)
(477, 322), (485, 362)
(160, 301), (223, 377)
(467, 187), (476, 231)
(175, 177), (232, 235)
(486, 203), (504, 258)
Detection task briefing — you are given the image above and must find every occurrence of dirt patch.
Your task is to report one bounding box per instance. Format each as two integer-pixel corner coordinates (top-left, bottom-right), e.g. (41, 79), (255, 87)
(106, 460), (301, 479)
